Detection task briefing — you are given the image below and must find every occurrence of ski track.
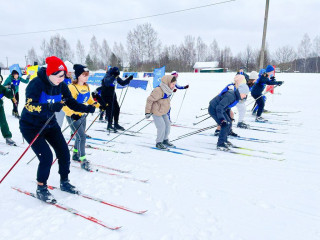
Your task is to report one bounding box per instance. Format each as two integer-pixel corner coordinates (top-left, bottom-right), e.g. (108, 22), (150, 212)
(0, 72), (319, 240)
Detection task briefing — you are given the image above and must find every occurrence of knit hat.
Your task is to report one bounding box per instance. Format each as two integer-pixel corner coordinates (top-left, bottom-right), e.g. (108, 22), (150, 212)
(73, 64), (89, 79)
(171, 71), (179, 77)
(64, 61), (74, 73)
(249, 71), (258, 80)
(265, 65), (274, 73)
(234, 74), (246, 85)
(109, 67), (120, 76)
(259, 69), (266, 77)
(238, 83), (250, 95)
(45, 56), (67, 76)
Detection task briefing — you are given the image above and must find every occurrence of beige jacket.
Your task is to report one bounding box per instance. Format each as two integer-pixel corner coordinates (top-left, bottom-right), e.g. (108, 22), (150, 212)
(145, 75), (174, 116)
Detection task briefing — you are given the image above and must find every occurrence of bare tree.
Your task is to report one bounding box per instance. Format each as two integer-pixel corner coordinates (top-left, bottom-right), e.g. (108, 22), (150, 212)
(100, 39), (111, 67)
(241, 45), (255, 71)
(89, 35), (101, 70)
(313, 35), (320, 73)
(76, 40), (86, 64)
(208, 39), (220, 61)
(113, 42), (127, 68)
(27, 47), (39, 65)
(143, 23), (158, 61)
(196, 37), (208, 61)
(182, 35), (196, 67)
(298, 33), (312, 72)
(274, 45), (296, 72)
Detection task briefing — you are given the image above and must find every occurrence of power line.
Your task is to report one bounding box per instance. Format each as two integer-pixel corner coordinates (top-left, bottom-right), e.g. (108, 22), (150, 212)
(0, 0), (235, 37)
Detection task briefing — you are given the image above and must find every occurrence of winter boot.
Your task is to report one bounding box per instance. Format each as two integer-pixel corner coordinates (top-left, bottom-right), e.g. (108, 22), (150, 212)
(217, 142), (230, 151)
(252, 110), (257, 116)
(255, 116), (268, 122)
(114, 122), (125, 131)
(107, 123), (117, 133)
(86, 134), (92, 139)
(237, 121), (249, 129)
(224, 140), (233, 147)
(80, 156), (92, 172)
(72, 149), (80, 162)
(228, 129), (239, 137)
(156, 142), (168, 150)
(36, 184), (57, 203)
(6, 138), (16, 146)
(163, 139), (175, 148)
(60, 180), (79, 194)
(213, 129), (220, 136)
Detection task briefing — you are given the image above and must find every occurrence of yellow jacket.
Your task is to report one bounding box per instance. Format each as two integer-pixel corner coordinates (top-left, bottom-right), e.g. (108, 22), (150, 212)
(63, 83), (99, 117)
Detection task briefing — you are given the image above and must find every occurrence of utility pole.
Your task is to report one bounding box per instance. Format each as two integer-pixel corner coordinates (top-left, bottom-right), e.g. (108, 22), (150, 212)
(259, 0), (270, 69)
(25, 55), (28, 67)
(6, 56), (8, 69)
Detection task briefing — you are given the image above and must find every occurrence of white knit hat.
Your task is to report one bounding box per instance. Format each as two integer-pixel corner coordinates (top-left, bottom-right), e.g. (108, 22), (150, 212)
(249, 71), (258, 80)
(64, 60), (74, 73)
(238, 83), (250, 95)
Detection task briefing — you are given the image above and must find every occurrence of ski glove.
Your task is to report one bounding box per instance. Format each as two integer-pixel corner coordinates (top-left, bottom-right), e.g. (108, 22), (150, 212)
(145, 113), (152, 119)
(126, 75), (133, 81)
(48, 102), (64, 112)
(85, 105), (96, 113)
(277, 81), (284, 86)
(184, 85), (189, 89)
(173, 88), (177, 93)
(71, 114), (81, 121)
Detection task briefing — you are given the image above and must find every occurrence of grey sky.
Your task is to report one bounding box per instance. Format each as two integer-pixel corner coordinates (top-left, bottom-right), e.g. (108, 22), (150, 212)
(0, 0), (319, 67)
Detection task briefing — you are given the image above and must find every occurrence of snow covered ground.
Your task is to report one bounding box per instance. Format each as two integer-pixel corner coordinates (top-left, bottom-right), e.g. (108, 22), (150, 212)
(0, 72), (319, 240)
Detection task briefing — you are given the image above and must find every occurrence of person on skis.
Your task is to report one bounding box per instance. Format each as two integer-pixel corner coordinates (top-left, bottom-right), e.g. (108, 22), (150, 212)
(100, 67), (133, 132)
(19, 56), (96, 203)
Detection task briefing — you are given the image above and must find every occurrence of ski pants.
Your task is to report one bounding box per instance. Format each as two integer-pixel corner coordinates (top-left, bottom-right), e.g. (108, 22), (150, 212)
(66, 116), (87, 158)
(55, 110), (65, 128)
(103, 93), (120, 124)
(153, 114), (171, 143)
(20, 124), (70, 184)
(208, 105), (232, 146)
(252, 94), (265, 117)
(11, 92), (19, 113)
(0, 105), (12, 138)
(236, 100), (246, 123)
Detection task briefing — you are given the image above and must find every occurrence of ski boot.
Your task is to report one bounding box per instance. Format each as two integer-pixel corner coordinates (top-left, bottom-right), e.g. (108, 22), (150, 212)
(217, 142), (230, 151)
(228, 129), (239, 137)
(72, 149), (80, 162)
(156, 142), (168, 150)
(86, 134), (92, 139)
(80, 157), (92, 172)
(224, 140), (233, 147)
(36, 184), (57, 203)
(6, 138), (16, 146)
(13, 111), (20, 119)
(114, 122), (125, 131)
(213, 129), (220, 136)
(255, 116), (268, 122)
(107, 123), (117, 133)
(163, 139), (175, 148)
(237, 121), (249, 129)
(60, 180), (79, 194)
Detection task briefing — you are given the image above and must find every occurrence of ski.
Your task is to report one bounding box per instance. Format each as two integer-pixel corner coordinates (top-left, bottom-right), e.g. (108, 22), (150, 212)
(91, 163), (131, 174)
(72, 165), (148, 183)
(47, 185), (147, 214)
(11, 186), (121, 230)
(231, 145), (284, 155)
(229, 135), (284, 144)
(86, 144), (132, 154)
(0, 150), (9, 155)
(94, 129), (137, 137)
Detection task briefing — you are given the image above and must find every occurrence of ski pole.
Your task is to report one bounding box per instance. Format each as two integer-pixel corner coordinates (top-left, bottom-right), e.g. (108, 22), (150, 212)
(135, 120), (153, 133)
(0, 113), (56, 184)
(175, 88), (188, 123)
(52, 113), (89, 165)
(118, 88), (124, 104)
(193, 116), (211, 126)
(119, 86), (129, 108)
(171, 124), (217, 142)
(200, 107), (208, 111)
(105, 117), (145, 145)
(196, 113), (209, 119)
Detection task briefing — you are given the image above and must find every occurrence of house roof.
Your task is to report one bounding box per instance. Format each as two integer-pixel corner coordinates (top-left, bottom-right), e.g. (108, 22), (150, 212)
(193, 61), (219, 69)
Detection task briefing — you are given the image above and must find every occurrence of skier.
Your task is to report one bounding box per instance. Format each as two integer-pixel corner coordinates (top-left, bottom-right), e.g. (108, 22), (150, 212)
(19, 56), (96, 203)
(55, 60), (75, 128)
(100, 67), (133, 132)
(145, 75), (177, 150)
(170, 71), (189, 90)
(63, 64), (105, 171)
(208, 82), (250, 151)
(235, 74), (250, 129)
(237, 67), (249, 83)
(0, 83), (16, 145)
(251, 65), (283, 122)
(3, 69), (30, 118)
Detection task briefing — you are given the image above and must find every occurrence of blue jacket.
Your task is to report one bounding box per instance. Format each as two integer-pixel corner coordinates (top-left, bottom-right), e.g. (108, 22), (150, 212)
(251, 75), (280, 97)
(101, 71), (130, 97)
(20, 67), (89, 130)
(209, 89), (241, 122)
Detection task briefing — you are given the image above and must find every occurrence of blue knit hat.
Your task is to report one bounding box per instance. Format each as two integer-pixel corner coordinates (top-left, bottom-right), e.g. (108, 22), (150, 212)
(265, 65), (274, 72)
(259, 69), (266, 77)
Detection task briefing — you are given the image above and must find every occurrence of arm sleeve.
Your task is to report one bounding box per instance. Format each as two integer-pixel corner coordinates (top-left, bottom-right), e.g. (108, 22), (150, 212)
(116, 77), (130, 86)
(62, 83), (89, 113)
(145, 88), (162, 114)
(102, 75), (114, 87)
(216, 95), (233, 121)
(20, 76), (30, 84)
(2, 76), (12, 86)
(175, 84), (185, 90)
(0, 85), (13, 99)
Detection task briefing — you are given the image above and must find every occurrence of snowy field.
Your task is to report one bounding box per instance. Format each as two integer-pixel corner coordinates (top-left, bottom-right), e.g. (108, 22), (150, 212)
(0, 72), (319, 240)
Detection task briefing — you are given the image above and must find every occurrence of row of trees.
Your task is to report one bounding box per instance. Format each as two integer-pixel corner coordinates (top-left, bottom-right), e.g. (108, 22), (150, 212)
(24, 23), (320, 73)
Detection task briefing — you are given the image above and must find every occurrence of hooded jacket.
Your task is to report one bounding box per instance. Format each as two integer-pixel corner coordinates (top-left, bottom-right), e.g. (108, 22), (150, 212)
(251, 74), (280, 97)
(3, 74), (29, 94)
(0, 85), (13, 107)
(101, 69), (131, 97)
(145, 75), (174, 116)
(20, 67), (91, 129)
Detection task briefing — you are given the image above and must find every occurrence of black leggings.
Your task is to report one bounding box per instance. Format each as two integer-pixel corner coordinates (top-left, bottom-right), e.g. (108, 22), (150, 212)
(253, 94), (264, 117)
(20, 124), (70, 184)
(11, 92), (19, 113)
(103, 93), (120, 124)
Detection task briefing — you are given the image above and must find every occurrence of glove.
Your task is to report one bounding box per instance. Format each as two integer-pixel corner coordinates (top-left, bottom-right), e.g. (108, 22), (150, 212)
(277, 81), (284, 86)
(99, 104), (108, 111)
(173, 88), (177, 93)
(145, 113), (152, 119)
(126, 75), (133, 81)
(48, 102), (64, 112)
(85, 105), (96, 113)
(26, 75), (31, 80)
(71, 114), (81, 121)
(270, 76), (276, 81)
(220, 119), (229, 127)
(184, 85), (189, 89)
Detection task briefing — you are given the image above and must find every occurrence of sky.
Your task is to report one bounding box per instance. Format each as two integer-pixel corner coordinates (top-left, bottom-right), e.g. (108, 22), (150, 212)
(0, 0), (319, 67)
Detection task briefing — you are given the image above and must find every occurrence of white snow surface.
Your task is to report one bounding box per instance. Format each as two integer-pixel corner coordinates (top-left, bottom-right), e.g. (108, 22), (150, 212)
(0, 72), (319, 240)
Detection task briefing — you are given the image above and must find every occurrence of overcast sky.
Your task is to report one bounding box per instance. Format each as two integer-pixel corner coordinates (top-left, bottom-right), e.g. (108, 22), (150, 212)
(0, 0), (319, 67)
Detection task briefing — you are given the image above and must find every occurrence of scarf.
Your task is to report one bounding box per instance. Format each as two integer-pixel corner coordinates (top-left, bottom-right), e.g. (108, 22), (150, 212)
(160, 82), (173, 96)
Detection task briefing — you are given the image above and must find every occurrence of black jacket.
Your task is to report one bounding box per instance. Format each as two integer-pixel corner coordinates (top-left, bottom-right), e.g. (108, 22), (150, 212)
(251, 75), (280, 97)
(209, 89), (241, 122)
(101, 71), (130, 97)
(20, 67), (89, 130)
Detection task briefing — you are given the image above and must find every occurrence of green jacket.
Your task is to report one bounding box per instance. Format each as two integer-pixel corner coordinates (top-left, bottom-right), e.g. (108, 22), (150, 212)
(0, 84), (14, 107)
(3, 75), (30, 94)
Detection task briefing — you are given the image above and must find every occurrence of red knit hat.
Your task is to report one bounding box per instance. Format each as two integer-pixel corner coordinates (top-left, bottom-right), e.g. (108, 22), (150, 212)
(45, 56), (68, 76)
